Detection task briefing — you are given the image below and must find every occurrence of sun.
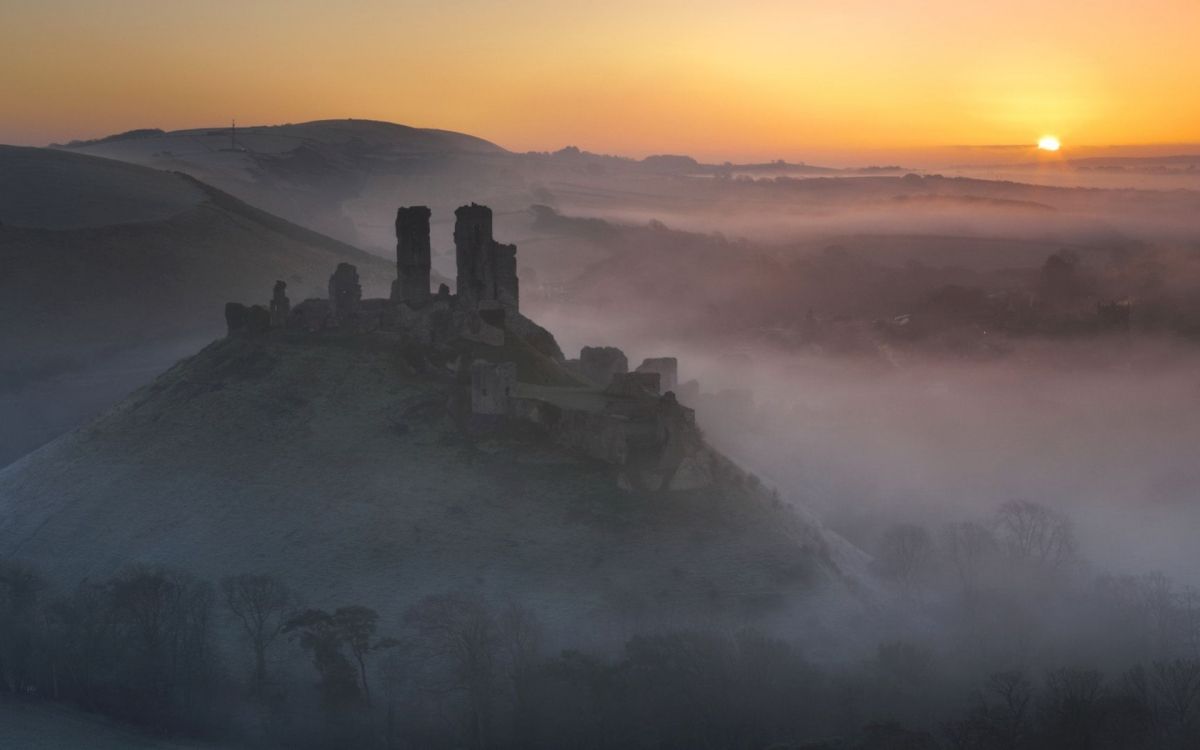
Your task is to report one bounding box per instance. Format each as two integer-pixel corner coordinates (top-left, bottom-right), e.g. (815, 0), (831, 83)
(1037, 135), (1061, 151)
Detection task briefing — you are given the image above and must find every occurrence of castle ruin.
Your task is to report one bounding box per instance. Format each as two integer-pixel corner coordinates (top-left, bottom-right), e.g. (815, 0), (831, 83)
(227, 202), (707, 491)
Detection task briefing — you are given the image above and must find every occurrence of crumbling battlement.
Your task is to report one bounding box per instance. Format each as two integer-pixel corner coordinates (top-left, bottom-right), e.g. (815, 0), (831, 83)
(636, 357), (678, 392)
(507, 378), (711, 491)
(568, 346), (628, 387)
(228, 203), (532, 341)
(607, 371), (661, 399)
(454, 203), (519, 312)
(225, 302), (270, 335)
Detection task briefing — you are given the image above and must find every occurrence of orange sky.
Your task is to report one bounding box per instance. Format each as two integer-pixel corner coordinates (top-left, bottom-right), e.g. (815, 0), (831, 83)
(3, 0), (1199, 161)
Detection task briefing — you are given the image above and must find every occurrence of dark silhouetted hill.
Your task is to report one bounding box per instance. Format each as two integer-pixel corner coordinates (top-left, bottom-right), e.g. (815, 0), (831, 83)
(0, 145), (394, 465)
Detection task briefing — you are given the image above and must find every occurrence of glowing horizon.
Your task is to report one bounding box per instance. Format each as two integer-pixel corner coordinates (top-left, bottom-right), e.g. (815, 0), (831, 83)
(3, 0), (1199, 162)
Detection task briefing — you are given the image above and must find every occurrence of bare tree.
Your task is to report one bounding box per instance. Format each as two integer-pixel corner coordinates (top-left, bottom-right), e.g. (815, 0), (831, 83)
(994, 500), (1077, 573)
(942, 521), (998, 595)
(1178, 587), (1200, 659)
(221, 573), (295, 691)
(498, 602), (543, 745)
(405, 592), (500, 750)
(975, 670), (1033, 750)
(0, 560), (45, 694)
(498, 602), (542, 684)
(108, 565), (213, 724)
(1038, 667), (1106, 750)
(44, 581), (116, 707)
(873, 523), (935, 592)
(1148, 659), (1200, 742)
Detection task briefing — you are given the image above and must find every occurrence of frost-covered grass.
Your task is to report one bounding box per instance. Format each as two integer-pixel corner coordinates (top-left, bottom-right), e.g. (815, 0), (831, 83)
(0, 332), (844, 639)
(0, 697), (230, 750)
(0, 146), (204, 230)
(0, 144), (394, 465)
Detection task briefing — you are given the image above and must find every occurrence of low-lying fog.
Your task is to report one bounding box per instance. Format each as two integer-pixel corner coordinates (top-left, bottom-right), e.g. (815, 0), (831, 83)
(7, 128), (1200, 746)
(545, 305), (1200, 574)
(514, 166), (1200, 591)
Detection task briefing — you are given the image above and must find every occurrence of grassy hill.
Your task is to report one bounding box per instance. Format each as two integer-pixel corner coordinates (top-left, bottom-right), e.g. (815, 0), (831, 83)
(62, 119), (506, 159)
(61, 119), (511, 248)
(0, 329), (851, 635)
(0, 145), (395, 465)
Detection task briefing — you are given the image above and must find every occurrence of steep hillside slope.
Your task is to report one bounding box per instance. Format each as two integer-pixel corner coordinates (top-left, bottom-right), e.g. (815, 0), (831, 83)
(0, 331), (849, 632)
(0, 145), (394, 465)
(0, 144), (205, 229)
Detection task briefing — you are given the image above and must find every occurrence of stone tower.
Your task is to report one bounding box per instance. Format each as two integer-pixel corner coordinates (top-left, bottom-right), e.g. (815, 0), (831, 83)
(392, 206), (432, 305)
(454, 203), (493, 306)
(453, 204), (519, 312)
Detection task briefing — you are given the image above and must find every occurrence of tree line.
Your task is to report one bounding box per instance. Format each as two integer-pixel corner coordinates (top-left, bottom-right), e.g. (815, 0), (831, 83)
(2, 500), (1200, 748)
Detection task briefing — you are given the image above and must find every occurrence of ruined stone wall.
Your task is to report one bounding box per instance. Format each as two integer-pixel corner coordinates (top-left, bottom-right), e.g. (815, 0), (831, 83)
(607, 371), (661, 398)
(509, 386), (712, 492)
(393, 206), (432, 305)
(493, 242), (519, 311)
(455, 310), (505, 346)
(225, 303), (270, 335)
(635, 393), (712, 491)
(471, 361), (517, 415)
(570, 346), (628, 387)
(288, 299), (332, 332)
(636, 357), (678, 392)
(511, 397), (631, 465)
(269, 280), (290, 327)
(328, 263), (362, 321)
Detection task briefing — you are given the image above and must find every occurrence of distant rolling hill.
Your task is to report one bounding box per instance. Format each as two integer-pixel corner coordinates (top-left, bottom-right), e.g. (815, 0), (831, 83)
(0, 145), (394, 465)
(0, 329), (857, 635)
(62, 118), (506, 158)
(61, 119), (511, 248)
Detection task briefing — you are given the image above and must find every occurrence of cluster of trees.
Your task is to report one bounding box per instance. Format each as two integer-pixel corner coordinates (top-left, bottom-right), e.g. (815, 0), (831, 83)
(0, 563), (559, 748)
(940, 663), (1200, 750)
(868, 500), (1200, 662)
(871, 499), (1080, 595)
(0, 565), (228, 731)
(3, 502), (1200, 748)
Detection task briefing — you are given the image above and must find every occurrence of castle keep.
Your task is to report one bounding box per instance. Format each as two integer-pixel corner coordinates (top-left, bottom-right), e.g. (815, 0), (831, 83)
(225, 203), (713, 492)
(392, 206), (432, 305)
(454, 203), (519, 311)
